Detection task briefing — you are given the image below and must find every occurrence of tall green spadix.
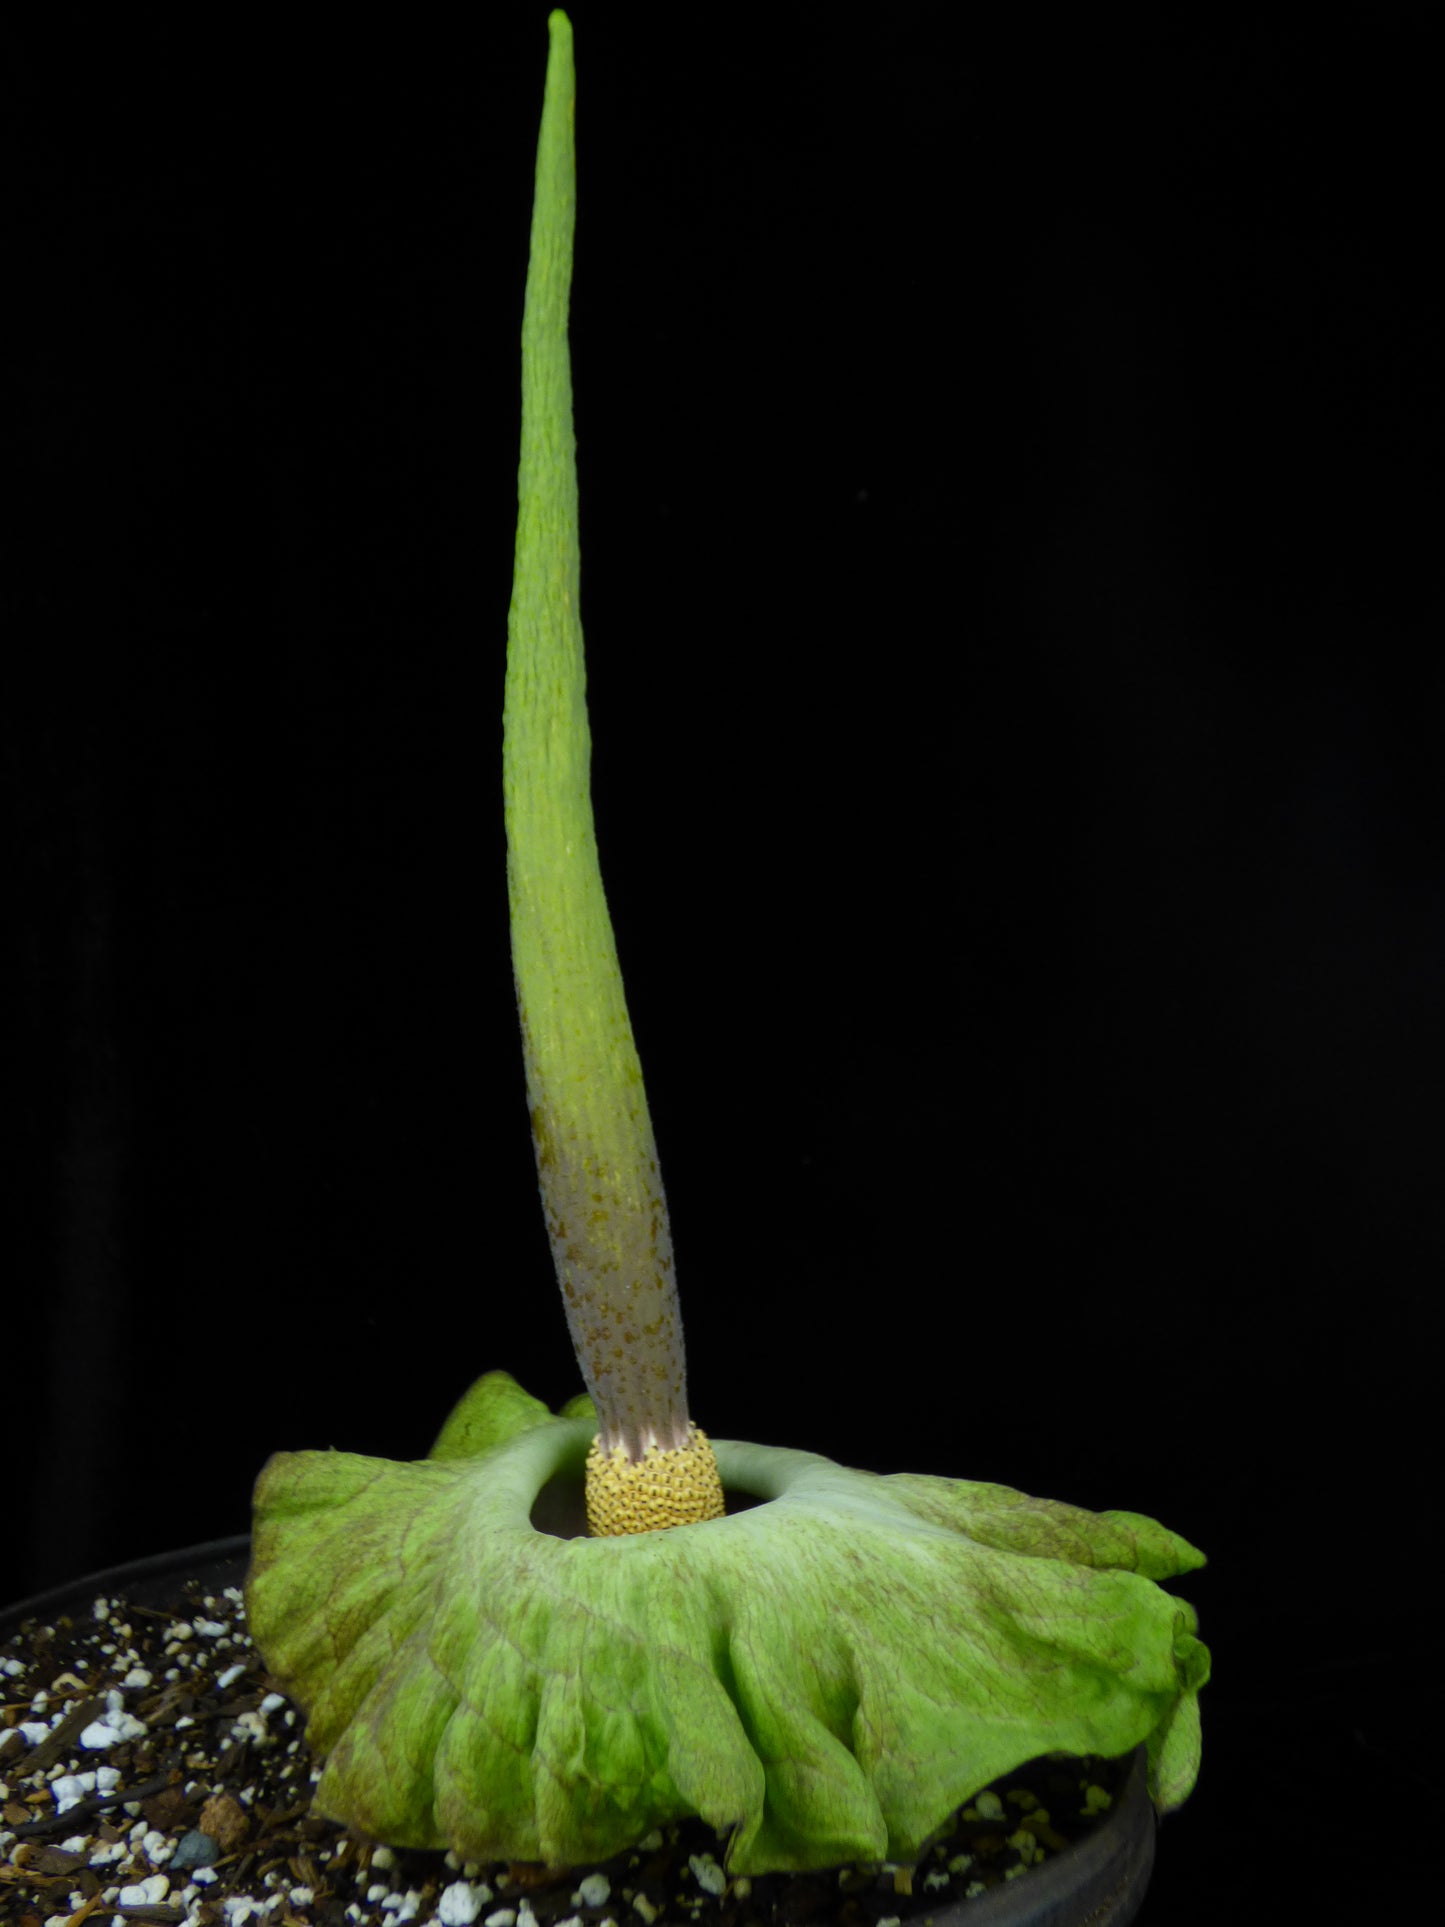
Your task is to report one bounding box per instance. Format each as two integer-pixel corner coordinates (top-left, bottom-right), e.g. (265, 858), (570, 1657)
(505, 14), (723, 1532)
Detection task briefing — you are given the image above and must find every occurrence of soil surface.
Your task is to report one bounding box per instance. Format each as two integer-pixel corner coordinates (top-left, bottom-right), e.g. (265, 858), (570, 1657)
(1, 1571), (1130, 1926)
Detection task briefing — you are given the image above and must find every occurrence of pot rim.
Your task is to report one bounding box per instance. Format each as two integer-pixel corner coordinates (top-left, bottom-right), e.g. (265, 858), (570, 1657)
(1, 1536), (252, 1633)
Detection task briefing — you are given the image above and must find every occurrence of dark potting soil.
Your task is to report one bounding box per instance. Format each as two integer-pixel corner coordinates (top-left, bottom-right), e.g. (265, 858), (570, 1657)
(0, 1572), (1131, 1926)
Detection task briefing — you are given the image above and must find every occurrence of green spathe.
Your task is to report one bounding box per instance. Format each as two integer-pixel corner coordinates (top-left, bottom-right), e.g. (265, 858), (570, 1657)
(247, 1371), (1208, 1875)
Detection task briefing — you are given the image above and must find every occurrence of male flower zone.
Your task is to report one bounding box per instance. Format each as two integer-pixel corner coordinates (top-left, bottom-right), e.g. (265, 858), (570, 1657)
(246, 12), (1209, 1877)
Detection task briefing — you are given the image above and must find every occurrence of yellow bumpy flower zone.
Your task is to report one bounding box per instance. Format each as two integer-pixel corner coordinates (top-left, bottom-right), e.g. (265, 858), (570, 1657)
(585, 1423), (727, 1536)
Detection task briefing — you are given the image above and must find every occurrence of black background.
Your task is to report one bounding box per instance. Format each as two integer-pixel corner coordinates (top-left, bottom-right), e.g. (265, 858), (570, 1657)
(4, 10), (1438, 1918)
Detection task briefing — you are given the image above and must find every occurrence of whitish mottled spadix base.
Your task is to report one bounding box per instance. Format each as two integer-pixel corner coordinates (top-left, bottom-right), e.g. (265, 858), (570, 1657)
(246, 1371), (1209, 1876)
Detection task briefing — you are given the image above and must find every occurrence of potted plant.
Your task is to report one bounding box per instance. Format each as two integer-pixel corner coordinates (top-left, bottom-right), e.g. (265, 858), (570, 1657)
(2, 16), (1207, 1925)
(248, 0), (1206, 1888)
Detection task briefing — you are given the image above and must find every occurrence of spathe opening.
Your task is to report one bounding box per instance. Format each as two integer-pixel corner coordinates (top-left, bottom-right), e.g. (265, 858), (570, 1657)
(530, 1472), (767, 1539)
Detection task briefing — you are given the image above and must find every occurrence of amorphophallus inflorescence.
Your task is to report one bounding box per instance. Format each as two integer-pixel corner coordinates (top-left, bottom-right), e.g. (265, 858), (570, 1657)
(245, 11), (1210, 1878)
(499, 6), (722, 1537)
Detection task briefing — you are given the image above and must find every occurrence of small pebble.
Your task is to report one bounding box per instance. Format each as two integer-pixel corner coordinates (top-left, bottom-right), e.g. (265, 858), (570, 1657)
(688, 1853), (726, 1897)
(438, 1881), (487, 1926)
(171, 1827), (222, 1871)
(52, 1773), (97, 1813)
(118, 1874), (170, 1905)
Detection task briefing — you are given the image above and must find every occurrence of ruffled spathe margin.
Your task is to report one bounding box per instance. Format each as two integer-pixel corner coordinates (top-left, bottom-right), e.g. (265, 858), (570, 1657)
(247, 1372), (1208, 1875)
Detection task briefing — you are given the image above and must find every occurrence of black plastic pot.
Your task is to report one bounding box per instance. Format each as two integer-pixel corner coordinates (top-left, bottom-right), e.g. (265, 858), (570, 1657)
(2, 1541), (1156, 1926)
